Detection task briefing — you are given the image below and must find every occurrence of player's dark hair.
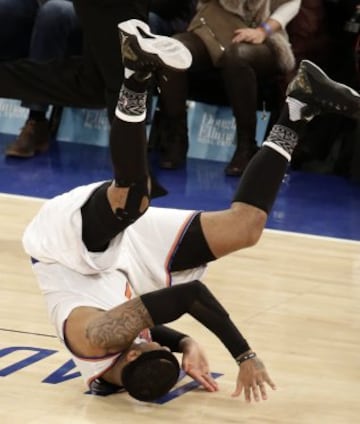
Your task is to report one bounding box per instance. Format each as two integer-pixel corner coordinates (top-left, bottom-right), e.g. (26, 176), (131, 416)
(121, 350), (180, 402)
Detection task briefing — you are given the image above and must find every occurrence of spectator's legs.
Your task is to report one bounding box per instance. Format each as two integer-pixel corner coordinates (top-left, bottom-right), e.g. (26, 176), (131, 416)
(148, 12), (193, 37)
(5, 0), (83, 158)
(220, 42), (278, 176)
(0, 1), (148, 122)
(30, 0), (82, 62)
(29, 0), (82, 119)
(156, 32), (213, 169)
(0, 53), (106, 160)
(0, 0), (38, 60)
(0, 57), (105, 107)
(148, 12), (174, 36)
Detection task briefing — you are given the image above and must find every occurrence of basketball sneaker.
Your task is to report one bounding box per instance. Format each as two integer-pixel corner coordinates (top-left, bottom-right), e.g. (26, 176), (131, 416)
(118, 19), (192, 75)
(286, 60), (360, 120)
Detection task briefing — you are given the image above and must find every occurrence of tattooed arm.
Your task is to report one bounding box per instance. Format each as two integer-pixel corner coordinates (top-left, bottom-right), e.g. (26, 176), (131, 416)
(65, 298), (154, 358)
(85, 297), (154, 352)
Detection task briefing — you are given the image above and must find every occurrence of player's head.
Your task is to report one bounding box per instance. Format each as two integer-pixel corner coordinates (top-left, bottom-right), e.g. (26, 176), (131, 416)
(121, 342), (180, 402)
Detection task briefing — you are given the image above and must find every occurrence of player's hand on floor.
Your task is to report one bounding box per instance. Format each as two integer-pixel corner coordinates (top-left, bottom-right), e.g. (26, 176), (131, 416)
(180, 337), (219, 392)
(232, 356), (276, 402)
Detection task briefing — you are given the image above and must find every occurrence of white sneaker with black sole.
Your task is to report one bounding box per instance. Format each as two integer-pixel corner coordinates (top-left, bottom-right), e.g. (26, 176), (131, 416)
(118, 19), (192, 73)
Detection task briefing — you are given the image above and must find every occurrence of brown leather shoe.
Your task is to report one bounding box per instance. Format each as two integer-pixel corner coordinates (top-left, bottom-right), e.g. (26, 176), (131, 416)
(5, 119), (50, 158)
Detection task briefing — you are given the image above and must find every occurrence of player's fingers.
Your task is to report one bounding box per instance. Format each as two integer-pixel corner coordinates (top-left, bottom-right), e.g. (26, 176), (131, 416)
(188, 371), (217, 392)
(244, 385), (252, 403)
(264, 375), (277, 390)
(257, 381), (268, 400)
(251, 382), (261, 402)
(231, 381), (243, 397)
(203, 373), (219, 391)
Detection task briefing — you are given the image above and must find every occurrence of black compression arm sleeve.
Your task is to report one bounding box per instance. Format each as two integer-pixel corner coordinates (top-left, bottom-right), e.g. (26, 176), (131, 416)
(150, 325), (188, 352)
(140, 281), (250, 359)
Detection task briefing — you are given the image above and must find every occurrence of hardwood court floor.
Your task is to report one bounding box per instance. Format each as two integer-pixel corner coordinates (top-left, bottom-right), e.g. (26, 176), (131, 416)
(0, 194), (359, 424)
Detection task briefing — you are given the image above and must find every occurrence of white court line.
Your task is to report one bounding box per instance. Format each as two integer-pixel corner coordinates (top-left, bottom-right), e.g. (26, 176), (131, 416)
(265, 228), (360, 245)
(0, 192), (45, 202)
(1, 192), (360, 245)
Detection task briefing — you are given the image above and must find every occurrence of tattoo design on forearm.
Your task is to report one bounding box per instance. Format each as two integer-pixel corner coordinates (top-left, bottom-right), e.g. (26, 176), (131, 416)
(86, 298), (154, 351)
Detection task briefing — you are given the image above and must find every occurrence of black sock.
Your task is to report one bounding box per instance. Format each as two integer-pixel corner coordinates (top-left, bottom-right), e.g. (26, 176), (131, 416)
(111, 69), (150, 187)
(262, 101), (310, 161)
(232, 101), (310, 213)
(110, 115), (148, 187)
(232, 146), (288, 213)
(115, 69), (152, 123)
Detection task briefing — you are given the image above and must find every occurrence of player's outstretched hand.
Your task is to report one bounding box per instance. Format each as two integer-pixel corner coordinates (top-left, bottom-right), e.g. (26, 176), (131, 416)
(232, 355), (276, 402)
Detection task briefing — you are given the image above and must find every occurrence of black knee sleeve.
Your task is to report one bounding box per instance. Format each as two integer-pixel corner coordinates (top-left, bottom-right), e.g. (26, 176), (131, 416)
(81, 178), (149, 252)
(81, 181), (123, 252)
(114, 176), (149, 224)
(171, 213), (216, 271)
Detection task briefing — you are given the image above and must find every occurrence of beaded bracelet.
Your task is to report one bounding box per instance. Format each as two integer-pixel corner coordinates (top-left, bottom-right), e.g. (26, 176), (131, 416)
(236, 351), (257, 365)
(260, 22), (273, 36)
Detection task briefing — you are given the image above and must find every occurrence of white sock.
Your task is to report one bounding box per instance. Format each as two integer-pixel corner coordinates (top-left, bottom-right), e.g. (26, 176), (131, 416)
(115, 85), (147, 122)
(262, 124), (299, 161)
(286, 97), (308, 121)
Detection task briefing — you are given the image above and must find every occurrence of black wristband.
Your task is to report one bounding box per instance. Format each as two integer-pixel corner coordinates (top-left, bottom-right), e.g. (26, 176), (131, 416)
(235, 351), (257, 365)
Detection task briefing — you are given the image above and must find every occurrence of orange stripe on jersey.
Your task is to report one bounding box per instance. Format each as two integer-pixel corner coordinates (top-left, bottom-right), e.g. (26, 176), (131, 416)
(164, 211), (198, 287)
(125, 281), (132, 299)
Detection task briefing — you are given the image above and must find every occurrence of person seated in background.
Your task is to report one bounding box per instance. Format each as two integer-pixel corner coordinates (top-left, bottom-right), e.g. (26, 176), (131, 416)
(2, 0), (82, 158)
(152, 0), (301, 175)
